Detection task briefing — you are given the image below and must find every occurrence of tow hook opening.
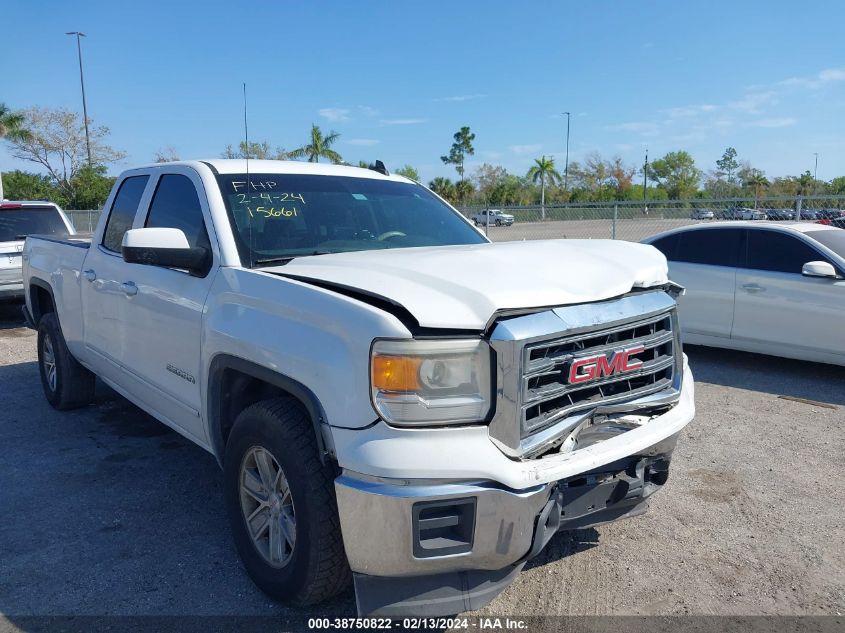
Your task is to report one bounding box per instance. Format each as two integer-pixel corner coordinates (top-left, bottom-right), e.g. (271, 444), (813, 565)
(525, 452), (674, 561)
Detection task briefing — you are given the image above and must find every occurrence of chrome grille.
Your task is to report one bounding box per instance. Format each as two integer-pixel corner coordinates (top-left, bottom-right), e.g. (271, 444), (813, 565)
(521, 311), (676, 435)
(487, 290), (682, 458)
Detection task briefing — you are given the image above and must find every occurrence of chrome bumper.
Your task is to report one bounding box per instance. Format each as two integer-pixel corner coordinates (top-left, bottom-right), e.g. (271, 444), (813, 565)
(336, 430), (681, 615)
(335, 475), (550, 578)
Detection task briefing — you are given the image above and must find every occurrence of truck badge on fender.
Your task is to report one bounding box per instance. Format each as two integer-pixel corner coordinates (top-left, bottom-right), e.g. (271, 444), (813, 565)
(166, 364), (196, 384)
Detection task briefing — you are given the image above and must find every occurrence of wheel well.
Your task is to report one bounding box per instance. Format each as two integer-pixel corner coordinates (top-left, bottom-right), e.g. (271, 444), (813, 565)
(30, 284), (55, 323)
(209, 359), (332, 468)
(218, 368), (289, 448)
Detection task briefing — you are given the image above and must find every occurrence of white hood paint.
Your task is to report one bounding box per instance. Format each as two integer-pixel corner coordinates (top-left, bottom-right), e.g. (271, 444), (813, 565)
(268, 240), (668, 330)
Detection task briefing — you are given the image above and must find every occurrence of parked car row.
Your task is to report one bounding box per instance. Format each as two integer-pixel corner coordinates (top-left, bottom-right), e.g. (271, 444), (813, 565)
(694, 207), (845, 222)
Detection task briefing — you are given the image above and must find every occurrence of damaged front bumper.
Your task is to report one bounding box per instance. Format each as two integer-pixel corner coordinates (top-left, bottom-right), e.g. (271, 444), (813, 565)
(334, 364), (694, 617)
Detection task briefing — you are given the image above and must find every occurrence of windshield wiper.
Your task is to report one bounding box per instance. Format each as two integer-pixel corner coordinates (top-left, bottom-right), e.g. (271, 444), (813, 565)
(253, 251), (333, 267)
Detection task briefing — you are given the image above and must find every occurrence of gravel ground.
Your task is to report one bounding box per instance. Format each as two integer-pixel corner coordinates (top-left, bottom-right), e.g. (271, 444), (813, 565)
(0, 298), (843, 624)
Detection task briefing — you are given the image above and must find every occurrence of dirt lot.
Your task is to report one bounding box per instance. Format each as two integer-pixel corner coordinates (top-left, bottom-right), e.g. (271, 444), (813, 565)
(0, 299), (843, 623)
(481, 217), (699, 243)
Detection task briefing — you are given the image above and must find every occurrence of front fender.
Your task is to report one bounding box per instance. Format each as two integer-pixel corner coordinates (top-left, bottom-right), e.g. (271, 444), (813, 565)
(202, 267), (411, 440)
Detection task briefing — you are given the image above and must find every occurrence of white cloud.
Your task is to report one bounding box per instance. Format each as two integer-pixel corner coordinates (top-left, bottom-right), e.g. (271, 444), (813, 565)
(661, 104), (719, 118)
(345, 138), (380, 146)
(818, 68), (845, 82)
(729, 91), (778, 114)
(777, 67), (845, 90)
(356, 105), (378, 116)
(607, 122), (660, 136)
(749, 117), (797, 128)
(380, 118), (427, 126)
(433, 94), (487, 102)
(318, 107), (351, 122)
(509, 144), (542, 155)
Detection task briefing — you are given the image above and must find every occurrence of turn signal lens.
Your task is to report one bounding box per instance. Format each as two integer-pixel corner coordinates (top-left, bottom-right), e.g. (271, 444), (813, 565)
(372, 355), (421, 391)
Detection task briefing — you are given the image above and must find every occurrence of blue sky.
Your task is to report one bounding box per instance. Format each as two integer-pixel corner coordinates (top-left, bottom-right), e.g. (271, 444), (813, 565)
(2, 0), (844, 184)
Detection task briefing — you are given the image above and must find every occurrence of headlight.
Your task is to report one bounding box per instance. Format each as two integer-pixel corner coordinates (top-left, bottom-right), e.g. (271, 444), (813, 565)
(370, 339), (492, 426)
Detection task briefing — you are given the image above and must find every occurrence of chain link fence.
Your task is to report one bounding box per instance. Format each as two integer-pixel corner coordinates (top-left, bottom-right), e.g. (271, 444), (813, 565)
(458, 195), (845, 243)
(65, 195), (845, 241)
(64, 209), (100, 234)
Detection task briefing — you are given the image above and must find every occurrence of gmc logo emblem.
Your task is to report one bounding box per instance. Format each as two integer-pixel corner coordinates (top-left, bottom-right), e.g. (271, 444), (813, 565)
(567, 345), (645, 384)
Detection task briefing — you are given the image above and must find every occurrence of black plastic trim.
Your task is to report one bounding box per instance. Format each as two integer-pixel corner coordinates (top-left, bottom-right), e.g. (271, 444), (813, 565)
(206, 354), (332, 467)
(353, 563), (524, 617)
(27, 277), (56, 323)
(411, 497), (476, 558)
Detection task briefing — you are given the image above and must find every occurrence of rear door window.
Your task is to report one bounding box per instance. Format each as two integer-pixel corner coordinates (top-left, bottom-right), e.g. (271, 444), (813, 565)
(102, 176), (149, 252)
(674, 228), (743, 267)
(745, 229), (830, 274)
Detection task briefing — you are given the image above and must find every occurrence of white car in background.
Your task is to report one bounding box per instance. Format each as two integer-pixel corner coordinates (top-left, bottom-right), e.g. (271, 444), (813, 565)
(1, 201), (75, 300)
(644, 222), (845, 366)
(471, 208), (514, 226)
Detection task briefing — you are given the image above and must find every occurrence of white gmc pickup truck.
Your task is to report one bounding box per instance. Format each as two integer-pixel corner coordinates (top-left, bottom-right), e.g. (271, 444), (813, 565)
(23, 160), (695, 617)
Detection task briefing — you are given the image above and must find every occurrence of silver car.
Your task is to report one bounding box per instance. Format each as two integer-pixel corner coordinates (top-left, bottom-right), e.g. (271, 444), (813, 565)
(1, 201), (75, 299)
(691, 208), (715, 220)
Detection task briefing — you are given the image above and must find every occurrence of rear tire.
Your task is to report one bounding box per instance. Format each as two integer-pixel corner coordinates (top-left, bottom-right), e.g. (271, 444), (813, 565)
(37, 312), (96, 410)
(224, 397), (351, 606)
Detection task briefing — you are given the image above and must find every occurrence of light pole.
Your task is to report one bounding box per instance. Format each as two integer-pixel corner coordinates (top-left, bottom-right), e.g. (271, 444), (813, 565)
(562, 112), (571, 191)
(642, 148), (649, 215)
(813, 153), (818, 181)
(66, 31), (92, 166)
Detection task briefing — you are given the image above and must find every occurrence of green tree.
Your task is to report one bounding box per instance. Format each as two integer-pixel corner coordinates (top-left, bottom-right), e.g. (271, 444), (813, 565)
(454, 179), (475, 204)
(827, 176), (845, 195)
(68, 164), (116, 209)
(222, 140), (288, 160)
(5, 107), (125, 201)
(440, 126), (475, 181)
(716, 147), (739, 182)
(428, 177), (456, 203)
(394, 165), (420, 181)
(154, 146), (180, 163)
(740, 167), (769, 204)
(0, 102), (32, 199)
(646, 150), (702, 199)
(526, 156), (561, 220)
(797, 170), (815, 196)
(289, 125), (342, 163)
(0, 170), (61, 204)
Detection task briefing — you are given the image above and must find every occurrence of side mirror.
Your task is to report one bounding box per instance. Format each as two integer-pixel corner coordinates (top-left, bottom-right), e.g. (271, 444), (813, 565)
(802, 261), (837, 279)
(121, 227), (209, 276)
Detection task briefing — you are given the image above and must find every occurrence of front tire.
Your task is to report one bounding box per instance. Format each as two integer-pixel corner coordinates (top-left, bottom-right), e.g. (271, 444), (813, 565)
(37, 312), (96, 410)
(224, 398), (350, 606)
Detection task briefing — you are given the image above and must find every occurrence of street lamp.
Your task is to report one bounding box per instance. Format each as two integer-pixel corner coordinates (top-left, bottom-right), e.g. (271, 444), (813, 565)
(813, 152), (819, 181)
(66, 31), (92, 166)
(562, 112), (571, 191)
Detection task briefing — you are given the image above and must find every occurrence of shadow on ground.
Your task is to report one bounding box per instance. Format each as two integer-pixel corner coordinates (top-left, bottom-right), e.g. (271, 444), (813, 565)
(685, 344), (845, 406)
(0, 299), (26, 330)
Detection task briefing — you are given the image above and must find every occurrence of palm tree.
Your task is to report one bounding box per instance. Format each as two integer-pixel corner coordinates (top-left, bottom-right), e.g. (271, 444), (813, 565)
(289, 124), (343, 164)
(0, 103), (31, 199)
(428, 177), (456, 203)
(746, 172), (769, 207)
(526, 156), (562, 220)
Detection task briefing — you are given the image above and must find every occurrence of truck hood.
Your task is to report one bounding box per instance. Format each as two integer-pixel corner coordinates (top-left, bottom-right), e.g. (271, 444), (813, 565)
(266, 239), (668, 330)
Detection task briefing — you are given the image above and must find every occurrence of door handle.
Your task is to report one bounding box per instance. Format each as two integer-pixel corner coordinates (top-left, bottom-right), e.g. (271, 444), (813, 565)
(741, 283), (764, 293)
(121, 281), (138, 296)
(82, 269), (96, 282)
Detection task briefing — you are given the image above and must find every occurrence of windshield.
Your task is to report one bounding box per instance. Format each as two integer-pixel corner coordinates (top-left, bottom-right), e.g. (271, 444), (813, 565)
(806, 229), (845, 260)
(216, 174), (486, 266)
(0, 206), (67, 241)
